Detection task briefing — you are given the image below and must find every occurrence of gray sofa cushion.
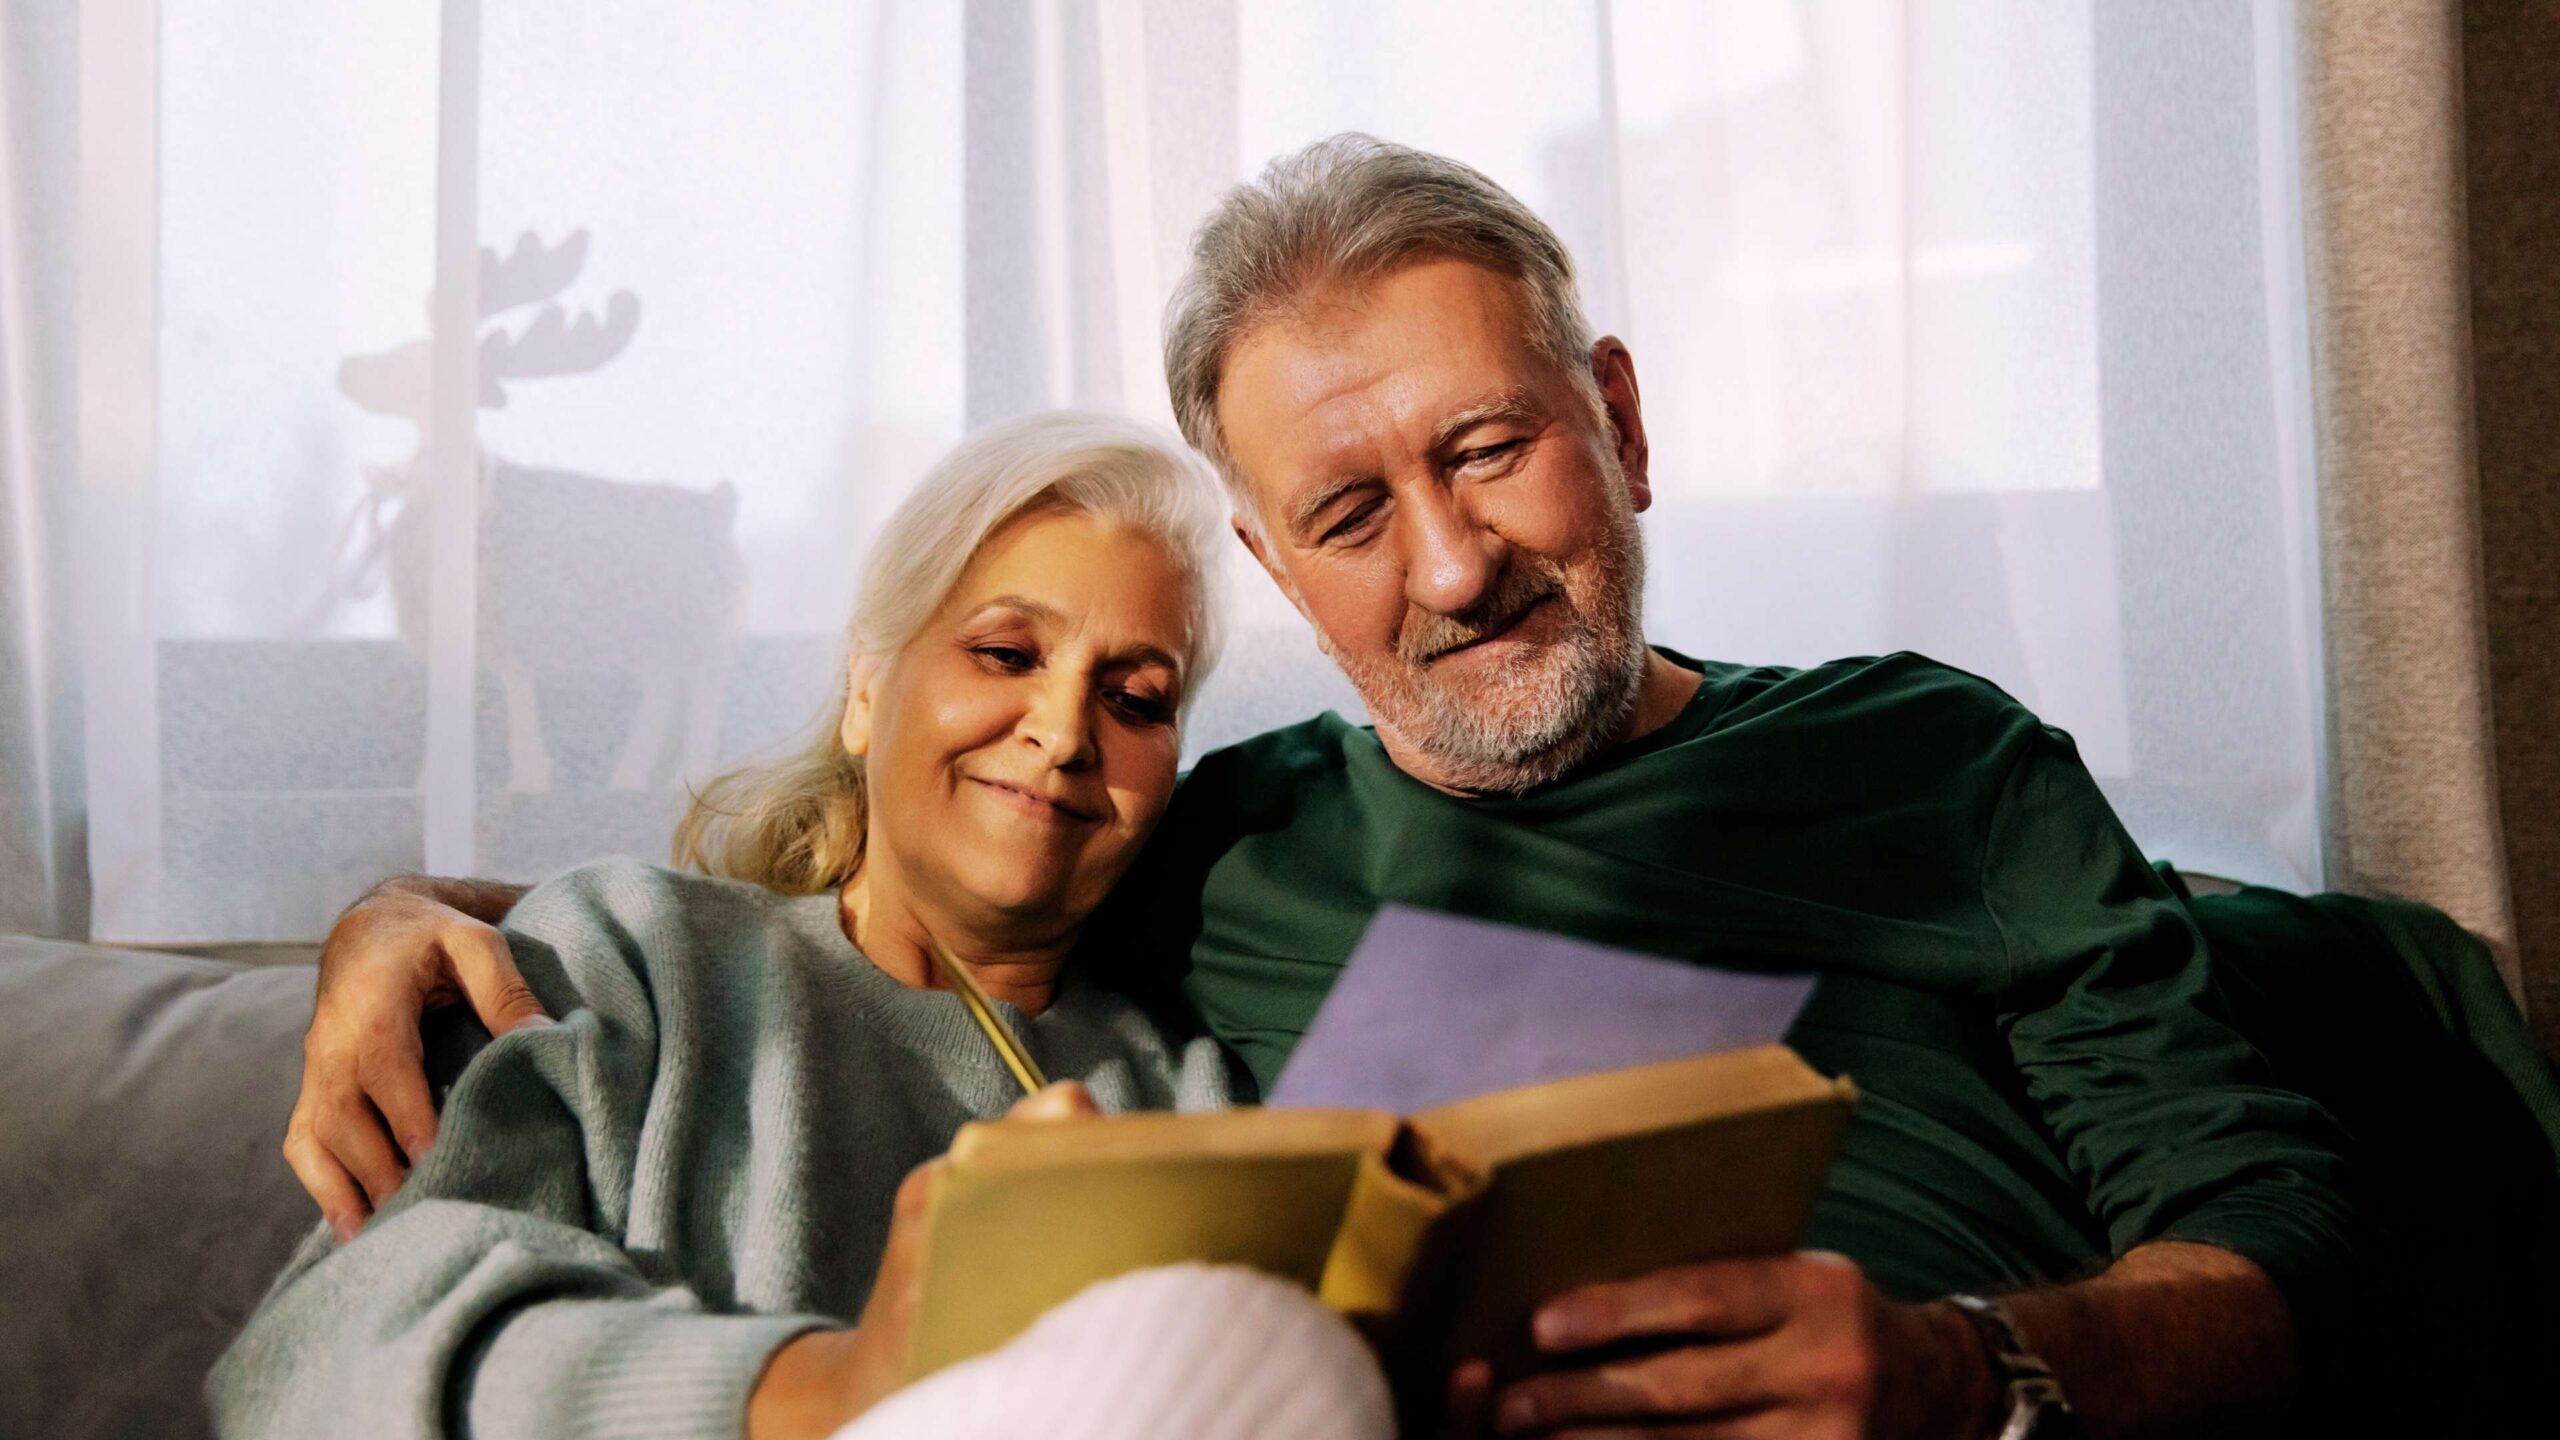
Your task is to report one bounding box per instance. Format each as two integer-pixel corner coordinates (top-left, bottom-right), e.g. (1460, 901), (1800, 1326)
(0, 936), (320, 1440)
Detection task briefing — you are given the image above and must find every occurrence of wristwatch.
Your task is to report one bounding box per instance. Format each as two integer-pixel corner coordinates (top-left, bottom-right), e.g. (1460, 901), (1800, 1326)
(1944, 1293), (2080, 1440)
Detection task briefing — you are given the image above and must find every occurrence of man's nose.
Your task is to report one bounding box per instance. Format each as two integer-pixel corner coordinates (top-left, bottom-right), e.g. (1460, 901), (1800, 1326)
(1400, 484), (1506, 616)
(1019, 671), (1097, 769)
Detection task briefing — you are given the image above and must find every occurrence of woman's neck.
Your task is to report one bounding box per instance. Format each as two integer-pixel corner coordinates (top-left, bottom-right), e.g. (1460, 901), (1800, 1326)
(836, 858), (1073, 1017)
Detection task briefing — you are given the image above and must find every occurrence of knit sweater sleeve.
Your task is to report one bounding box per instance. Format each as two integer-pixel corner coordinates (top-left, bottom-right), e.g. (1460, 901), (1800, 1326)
(208, 860), (832, 1440)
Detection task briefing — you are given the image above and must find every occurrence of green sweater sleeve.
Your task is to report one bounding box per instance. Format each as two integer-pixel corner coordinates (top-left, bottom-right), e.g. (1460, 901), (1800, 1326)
(207, 867), (831, 1440)
(1980, 723), (2363, 1305)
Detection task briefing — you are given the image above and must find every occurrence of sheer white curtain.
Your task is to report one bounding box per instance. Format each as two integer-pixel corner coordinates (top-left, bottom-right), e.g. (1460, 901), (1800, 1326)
(1, 0), (85, 937)
(24, 0), (2323, 944)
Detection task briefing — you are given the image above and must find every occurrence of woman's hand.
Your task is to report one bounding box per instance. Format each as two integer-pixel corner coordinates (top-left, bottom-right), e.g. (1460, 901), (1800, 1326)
(1005, 1079), (1102, 1122)
(748, 1157), (938, 1440)
(748, 1082), (1102, 1438)
(284, 876), (544, 1236)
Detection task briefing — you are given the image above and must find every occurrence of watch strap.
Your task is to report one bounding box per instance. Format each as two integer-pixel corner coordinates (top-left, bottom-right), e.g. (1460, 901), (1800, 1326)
(1945, 1293), (2079, 1440)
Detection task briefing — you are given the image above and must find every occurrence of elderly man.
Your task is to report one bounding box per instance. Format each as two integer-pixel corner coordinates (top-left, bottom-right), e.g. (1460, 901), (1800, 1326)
(288, 136), (2356, 1438)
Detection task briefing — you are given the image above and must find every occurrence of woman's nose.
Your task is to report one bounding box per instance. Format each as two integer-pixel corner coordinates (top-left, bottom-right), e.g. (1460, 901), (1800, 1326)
(1400, 485), (1506, 617)
(1018, 674), (1097, 769)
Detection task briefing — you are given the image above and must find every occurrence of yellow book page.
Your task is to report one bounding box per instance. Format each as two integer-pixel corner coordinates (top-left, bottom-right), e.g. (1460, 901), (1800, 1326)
(1404, 1049), (1857, 1370)
(905, 1108), (1399, 1379)
(1410, 1045), (1839, 1166)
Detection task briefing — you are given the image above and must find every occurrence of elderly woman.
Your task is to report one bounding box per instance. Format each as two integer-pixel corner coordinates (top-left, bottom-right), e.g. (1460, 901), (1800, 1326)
(208, 415), (1390, 1440)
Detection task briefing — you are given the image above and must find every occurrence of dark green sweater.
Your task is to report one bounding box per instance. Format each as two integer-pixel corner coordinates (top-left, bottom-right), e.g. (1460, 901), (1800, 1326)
(1089, 651), (2362, 1314)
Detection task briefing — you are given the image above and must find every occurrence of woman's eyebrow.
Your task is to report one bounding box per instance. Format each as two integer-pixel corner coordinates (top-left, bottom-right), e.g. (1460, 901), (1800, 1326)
(970, 595), (1063, 626)
(974, 595), (1181, 676)
(1108, 643), (1182, 677)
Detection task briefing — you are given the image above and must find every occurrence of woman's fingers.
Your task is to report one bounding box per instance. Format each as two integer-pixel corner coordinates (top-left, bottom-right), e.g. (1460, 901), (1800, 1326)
(1004, 1079), (1099, 1122)
(840, 1157), (944, 1408)
(872, 1162), (941, 1319)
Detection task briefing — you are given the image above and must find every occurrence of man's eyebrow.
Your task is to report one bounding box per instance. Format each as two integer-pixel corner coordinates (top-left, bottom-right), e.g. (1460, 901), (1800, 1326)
(1285, 473), (1376, 542)
(1428, 388), (1546, 456)
(1282, 389), (1550, 542)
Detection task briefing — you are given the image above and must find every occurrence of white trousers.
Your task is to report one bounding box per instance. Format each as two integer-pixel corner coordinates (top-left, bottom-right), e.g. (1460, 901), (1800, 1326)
(837, 1265), (1396, 1440)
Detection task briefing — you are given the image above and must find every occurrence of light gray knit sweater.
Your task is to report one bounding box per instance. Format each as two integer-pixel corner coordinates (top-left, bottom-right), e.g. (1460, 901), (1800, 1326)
(206, 857), (1238, 1440)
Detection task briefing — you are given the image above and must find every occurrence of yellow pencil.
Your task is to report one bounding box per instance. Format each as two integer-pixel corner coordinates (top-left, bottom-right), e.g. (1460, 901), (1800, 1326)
(927, 937), (1048, 1096)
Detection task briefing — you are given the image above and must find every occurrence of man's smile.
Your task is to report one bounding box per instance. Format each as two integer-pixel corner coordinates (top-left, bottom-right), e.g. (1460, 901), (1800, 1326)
(1421, 591), (1559, 664)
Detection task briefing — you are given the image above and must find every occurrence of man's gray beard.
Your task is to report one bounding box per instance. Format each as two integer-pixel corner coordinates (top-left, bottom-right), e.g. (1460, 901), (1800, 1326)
(1316, 497), (1649, 795)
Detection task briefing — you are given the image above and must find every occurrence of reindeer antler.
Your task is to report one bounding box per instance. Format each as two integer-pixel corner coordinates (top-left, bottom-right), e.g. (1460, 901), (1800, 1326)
(478, 291), (642, 405)
(344, 230), (642, 422)
(479, 230), (592, 319)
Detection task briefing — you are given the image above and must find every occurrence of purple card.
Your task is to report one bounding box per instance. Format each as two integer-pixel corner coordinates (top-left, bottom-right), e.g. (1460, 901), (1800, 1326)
(1266, 905), (1816, 1113)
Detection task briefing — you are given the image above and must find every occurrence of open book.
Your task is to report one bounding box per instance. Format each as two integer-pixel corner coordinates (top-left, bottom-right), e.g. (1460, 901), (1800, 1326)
(906, 908), (1856, 1384)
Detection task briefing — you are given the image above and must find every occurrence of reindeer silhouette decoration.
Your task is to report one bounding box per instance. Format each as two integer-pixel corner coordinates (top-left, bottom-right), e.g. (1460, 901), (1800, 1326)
(328, 230), (745, 795)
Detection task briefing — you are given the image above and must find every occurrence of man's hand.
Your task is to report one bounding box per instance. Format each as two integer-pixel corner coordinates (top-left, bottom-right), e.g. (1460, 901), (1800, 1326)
(1461, 1242), (2293, 1439)
(1468, 1253), (1993, 1440)
(283, 876), (541, 1238)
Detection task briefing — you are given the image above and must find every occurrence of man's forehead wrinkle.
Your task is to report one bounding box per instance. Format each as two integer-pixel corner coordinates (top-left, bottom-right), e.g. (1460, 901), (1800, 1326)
(1275, 373), (1534, 539)
(1222, 258), (1546, 535)
(1245, 354), (1402, 525)
(1224, 310), (1393, 444)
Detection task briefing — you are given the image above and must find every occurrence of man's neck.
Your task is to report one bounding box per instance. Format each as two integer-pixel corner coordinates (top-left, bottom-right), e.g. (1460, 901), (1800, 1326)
(1384, 646), (1704, 798)
(836, 859), (1072, 1016)
(1620, 646), (1706, 745)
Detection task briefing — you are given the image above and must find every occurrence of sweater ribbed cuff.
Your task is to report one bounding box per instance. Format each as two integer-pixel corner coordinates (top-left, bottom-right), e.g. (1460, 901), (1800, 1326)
(475, 1301), (832, 1440)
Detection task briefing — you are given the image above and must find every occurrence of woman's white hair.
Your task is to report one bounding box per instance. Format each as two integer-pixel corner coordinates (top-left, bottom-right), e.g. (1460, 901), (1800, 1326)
(1163, 132), (1603, 518)
(675, 411), (1226, 893)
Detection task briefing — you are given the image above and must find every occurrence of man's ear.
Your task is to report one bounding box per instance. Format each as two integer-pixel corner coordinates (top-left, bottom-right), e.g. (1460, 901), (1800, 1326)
(838, 653), (881, 758)
(1590, 336), (1653, 513)
(1234, 513), (1311, 623)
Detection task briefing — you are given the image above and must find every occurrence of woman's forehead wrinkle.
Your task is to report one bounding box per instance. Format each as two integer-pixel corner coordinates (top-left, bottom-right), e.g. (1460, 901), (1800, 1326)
(954, 521), (1191, 659)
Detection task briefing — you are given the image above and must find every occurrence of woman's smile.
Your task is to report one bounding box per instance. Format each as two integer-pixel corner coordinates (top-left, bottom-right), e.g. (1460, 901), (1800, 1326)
(966, 772), (1100, 825)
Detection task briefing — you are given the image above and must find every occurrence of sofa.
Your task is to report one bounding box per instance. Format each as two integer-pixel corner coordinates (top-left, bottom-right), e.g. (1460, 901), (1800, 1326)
(0, 937), (318, 1439)
(3, 879), (2554, 1439)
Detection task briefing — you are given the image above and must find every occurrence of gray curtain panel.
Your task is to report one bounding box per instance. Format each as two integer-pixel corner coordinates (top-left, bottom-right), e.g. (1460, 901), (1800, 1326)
(2299, 0), (2556, 1055)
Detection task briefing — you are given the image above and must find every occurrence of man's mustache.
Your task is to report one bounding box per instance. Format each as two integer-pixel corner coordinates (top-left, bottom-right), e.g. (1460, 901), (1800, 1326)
(1399, 563), (1567, 664)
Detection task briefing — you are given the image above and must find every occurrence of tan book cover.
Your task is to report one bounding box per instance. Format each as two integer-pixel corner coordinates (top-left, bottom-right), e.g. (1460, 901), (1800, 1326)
(906, 1043), (1856, 1383)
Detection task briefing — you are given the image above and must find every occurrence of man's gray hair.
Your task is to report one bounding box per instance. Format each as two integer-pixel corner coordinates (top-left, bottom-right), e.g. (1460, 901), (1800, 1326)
(1163, 134), (1602, 513)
